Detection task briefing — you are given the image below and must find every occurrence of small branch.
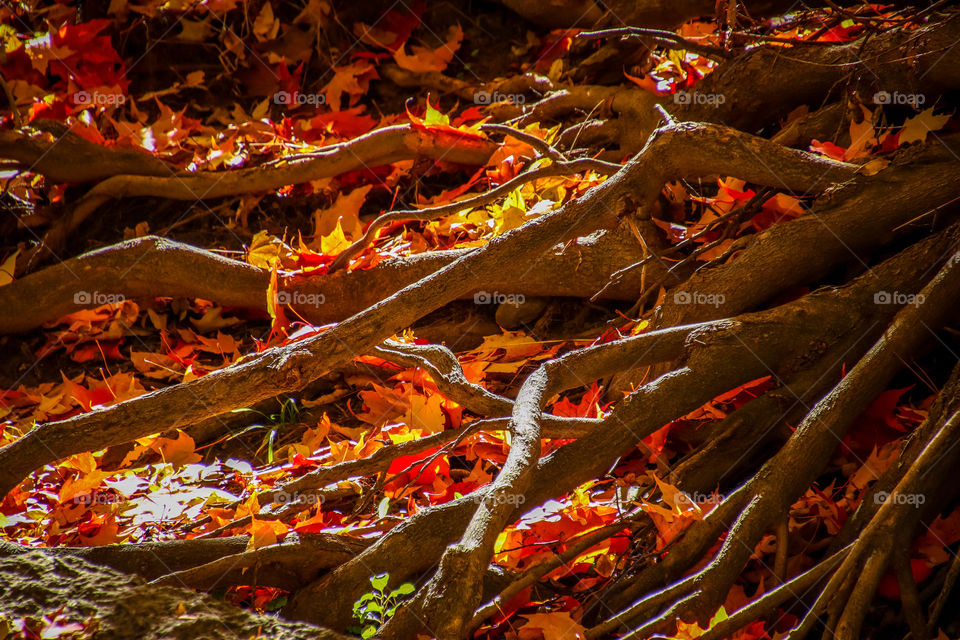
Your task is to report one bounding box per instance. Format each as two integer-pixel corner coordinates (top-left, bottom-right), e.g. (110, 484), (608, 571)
(480, 123), (568, 162)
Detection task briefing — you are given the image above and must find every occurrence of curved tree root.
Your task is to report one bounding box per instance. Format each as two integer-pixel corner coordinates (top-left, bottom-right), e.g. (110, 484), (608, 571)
(283, 249), (922, 631)
(0, 121), (855, 500)
(11, 123), (498, 274)
(0, 222), (672, 335)
(589, 233), (960, 638)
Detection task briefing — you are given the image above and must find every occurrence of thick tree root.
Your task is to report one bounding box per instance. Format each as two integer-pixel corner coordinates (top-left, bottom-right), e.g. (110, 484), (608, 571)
(0, 121), (855, 499)
(0, 224), (673, 335)
(589, 230), (960, 638)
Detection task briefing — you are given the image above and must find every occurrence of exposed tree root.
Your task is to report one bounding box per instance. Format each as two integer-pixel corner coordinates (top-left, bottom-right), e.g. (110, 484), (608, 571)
(0, 223), (670, 335)
(0, 121), (855, 500)
(9, 124), (497, 273)
(589, 229), (960, 638)
(282, 227), (946, 631)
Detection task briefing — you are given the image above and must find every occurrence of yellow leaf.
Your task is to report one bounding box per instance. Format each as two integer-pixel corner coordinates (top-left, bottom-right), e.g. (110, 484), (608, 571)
(422, 101), (450, 127)
(401, 393), (448, 435)
(294, 0), (330, 27)
(900, 108), (951, 146)
(859, 158), (889, 176)
(318, 218), (352, 255)
(251, 97), (270, 120)
(491, 187), (527, 235)
(178, 18), (213, 42)
(59, 468), (111, 503)
(667, 607), (729, 639)
(844, 105), (877, 160)
(246, 230), (295, 269)
(313, 185), (371, 239)
(517, 612), (587, 640)
(266, 261), (280, 322)
(150, 430), (201, 467)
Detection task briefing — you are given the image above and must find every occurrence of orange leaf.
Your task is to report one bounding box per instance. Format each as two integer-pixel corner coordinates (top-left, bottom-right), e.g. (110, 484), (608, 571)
(516, 611), (586, 640)
(150, 430), (201, 467)
(393, 24), (463, 73)
(247, 517), (289, 550)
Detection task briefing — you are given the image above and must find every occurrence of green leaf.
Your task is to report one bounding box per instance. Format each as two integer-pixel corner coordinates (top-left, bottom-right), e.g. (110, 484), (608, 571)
(361, 624), (378, 639)
(266, 429), (277, 464)
(392, 583), (415, 597)
(371, 573), (389, 592)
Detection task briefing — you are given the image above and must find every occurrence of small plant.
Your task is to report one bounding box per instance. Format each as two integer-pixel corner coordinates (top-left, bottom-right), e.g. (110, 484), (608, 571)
(230, 397), (301, 463)
(351, 573), (415, 639)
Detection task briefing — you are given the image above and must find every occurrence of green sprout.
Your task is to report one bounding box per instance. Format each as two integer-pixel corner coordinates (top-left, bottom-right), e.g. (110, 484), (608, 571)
(350, 573), (415, 639)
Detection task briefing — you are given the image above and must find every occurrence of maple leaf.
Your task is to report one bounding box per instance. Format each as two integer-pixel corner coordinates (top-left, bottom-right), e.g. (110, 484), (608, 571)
(59, 467), (112, 503)
(321, 60), (379, 112)
(665, 607), (730, 639)
(317, 218), (352, 256)
(393, 24), (463, 73)
(899, 107), (951, 146)
(150, 431), (202, 467)
(247, 517), (289, 550)
(77, 512), (120, 546)
(0, 249), (20, 286)
(354, 1), (424, 52)
(515, 611), (587, 639)
(294, 0), (331, 28)
(313, 184), (371, 240)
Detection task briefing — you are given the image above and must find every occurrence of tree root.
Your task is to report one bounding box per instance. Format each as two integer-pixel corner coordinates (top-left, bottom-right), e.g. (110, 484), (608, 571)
(0, 223), (669, 335)
(11, 124), (498, 274)
(589, 229), (960, 638)
(0, 121), (856, 500)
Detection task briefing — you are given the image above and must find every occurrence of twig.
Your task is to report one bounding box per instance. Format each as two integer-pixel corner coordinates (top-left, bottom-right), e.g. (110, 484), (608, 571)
(480, 123), (567, 162)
